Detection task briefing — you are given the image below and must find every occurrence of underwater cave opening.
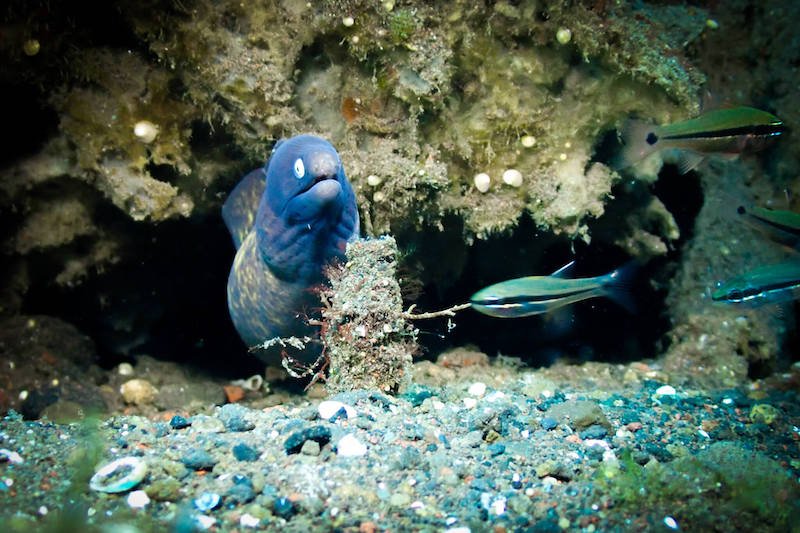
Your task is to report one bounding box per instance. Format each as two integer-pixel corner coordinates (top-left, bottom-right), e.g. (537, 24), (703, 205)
(399, 214), (670, 367)
(21, 203), (264, 380)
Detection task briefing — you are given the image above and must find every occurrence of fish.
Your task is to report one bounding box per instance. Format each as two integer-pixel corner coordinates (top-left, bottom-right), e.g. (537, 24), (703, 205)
(711, 260), (800, 307)
(618, 106), (785, 173)
(736, 204), (800, 250)
(469, 261), (635, 318)
(224, 135), (359, 362)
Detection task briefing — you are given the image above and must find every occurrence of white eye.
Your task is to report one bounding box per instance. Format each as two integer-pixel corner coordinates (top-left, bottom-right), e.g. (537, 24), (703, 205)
(293, 158), (305, 179)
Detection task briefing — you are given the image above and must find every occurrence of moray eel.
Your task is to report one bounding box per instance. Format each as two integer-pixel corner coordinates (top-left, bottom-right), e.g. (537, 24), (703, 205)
(223, 135), (359, 363)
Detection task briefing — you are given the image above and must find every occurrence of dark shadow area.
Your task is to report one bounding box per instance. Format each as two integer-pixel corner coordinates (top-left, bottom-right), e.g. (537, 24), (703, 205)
(21, 202), (264, 379)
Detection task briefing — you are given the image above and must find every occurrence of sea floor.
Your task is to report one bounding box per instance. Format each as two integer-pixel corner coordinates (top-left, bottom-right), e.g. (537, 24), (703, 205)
(1, 348), (799, 532)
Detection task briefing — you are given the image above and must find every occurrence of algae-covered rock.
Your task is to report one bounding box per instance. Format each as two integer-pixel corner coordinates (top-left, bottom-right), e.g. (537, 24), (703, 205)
(321, 237), (417, 394)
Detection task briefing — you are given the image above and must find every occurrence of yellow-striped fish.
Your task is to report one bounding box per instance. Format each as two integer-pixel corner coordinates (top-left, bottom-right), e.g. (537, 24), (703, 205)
(470, 261), (636, 318)
(618, 106), (785, 173)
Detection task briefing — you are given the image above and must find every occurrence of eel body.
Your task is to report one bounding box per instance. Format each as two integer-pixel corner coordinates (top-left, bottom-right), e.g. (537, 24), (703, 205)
(223, 135), (359, 363)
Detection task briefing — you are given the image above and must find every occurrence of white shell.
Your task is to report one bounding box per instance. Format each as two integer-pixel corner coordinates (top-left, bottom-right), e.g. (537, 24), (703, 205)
(90, 456), (147, 493)
(133, 121), (159, 143)
(473, 172), (491, 193)
(502, 169), (523, 187)
(366, 174), (382, 186)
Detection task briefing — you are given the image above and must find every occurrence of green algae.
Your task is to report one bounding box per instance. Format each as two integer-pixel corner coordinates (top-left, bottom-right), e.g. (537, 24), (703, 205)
(597, 443), (800, 531)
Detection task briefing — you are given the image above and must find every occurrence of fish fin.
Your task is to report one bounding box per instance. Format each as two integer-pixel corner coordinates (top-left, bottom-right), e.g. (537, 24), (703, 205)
(222, 168), (266, 250)
(600, 261), (639, 314)
(615, 119), (661, 170)
(675, 150), (705, 174)
(550, 260), (576, 278)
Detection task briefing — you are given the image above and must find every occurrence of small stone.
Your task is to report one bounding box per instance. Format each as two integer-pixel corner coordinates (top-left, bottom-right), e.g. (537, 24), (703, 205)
(218, 403), (255, 432)
(127, 490), (150, 508)
(169, 415), (191, 430)
(337, 434), (367, 457)
(273, 497), (295, 518)
(366, 174), (382, 186)
(540, 417), (558, 431)
(468, 382), (487, 397)
(318, 400), (357, 421)
(342, 16), (355, 27)
(240, 513), (260, 528)
(579, 424), (608, 440)
(223, 385), (245, 403)
(284, 425), (332, 454)
(301, 440), (321, 456)
(654, 385), (677, 396)
(520, 135), (536, 148)
(180, 449), (217, 471)
(117, 362), (134, 376)
(232, 442), (260, 462)
(120, 379), (158, 406)
(488, 443), (506, 457)
(194, 492), (221, 512)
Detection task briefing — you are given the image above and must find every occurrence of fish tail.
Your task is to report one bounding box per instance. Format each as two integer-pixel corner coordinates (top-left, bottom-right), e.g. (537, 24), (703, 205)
(599, 261), (639, 313)
(615, 119), (661, 170)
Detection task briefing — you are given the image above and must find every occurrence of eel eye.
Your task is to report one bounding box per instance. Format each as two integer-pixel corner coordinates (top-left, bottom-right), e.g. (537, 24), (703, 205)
(293, 158), (305, 179)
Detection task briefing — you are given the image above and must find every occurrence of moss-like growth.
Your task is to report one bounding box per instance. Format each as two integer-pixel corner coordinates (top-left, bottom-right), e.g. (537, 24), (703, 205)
(597, 443), (800, 531)
(321, 237), (417, 394)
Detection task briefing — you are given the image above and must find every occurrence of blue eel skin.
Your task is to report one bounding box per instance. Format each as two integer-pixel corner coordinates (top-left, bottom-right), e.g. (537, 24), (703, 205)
(223, 135), (359, 363)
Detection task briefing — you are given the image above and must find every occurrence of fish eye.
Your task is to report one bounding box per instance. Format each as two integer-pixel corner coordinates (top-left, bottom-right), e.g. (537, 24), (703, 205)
(293, 158), (305, 179)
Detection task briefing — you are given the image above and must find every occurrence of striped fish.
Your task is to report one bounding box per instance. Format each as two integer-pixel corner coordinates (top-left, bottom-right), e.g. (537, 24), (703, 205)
(712, 260), (800, 307)
(737, 204), (800, 250)
(470, 261), (635, 318)
(618, 106), (785, 173)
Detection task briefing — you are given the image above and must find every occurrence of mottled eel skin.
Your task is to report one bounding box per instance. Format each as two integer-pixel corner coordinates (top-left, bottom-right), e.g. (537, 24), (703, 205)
(223, 135), (359, 362)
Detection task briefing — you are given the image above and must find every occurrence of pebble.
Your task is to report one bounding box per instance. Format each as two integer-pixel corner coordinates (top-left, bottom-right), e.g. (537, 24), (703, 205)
(0, 449), (24, 464)
(284, 425), (332, 454)
(273, 497), (295, 518)
(301, 440), (321, 456)
(540, 417), (558, 431)
(240, 513), (260, 528)
(579, 424), (608, 440)
(318, 400), (357, 421)
(218, 403), (255, 432)
(468, 382), (487, 397)
(502, 169), (523, 187)
(169, 415), (191, 430)
(654, 385), (677, 396)
(194, 492), (221, 512)
(120, 379), (158, 406)
(180, 449), (218, 471)
(127, 490), (150, 509)
(337, 433), (367, 457)
(474, 173), (491, 193)
(232, 442), (260, 462)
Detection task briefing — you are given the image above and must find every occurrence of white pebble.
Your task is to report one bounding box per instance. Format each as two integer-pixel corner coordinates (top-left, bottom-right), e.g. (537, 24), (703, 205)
(473, 172), (491, 193)
(663, 516), (679, 530)
(240, 513), (260, 528)
(117, 362), (134, 376)
(194, 515), (216, 530)
(468, 382), (487, 397)
(520, 135), (536, 148)
(463, 397), (477, 409)
(366, 174), (382, 186)
(655, 385), (676, 396)
(337, 434), (367, 457)
(342, 16), (355, 27)
(502, 169), (523, 187)
(127, 490), (150, 509)
(556, 27), (572, 44)
(0, 449), (23, 464)
(133, 120), (159, 143)
(318, 400), (357, 420)
(38, 505), (48, 516)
